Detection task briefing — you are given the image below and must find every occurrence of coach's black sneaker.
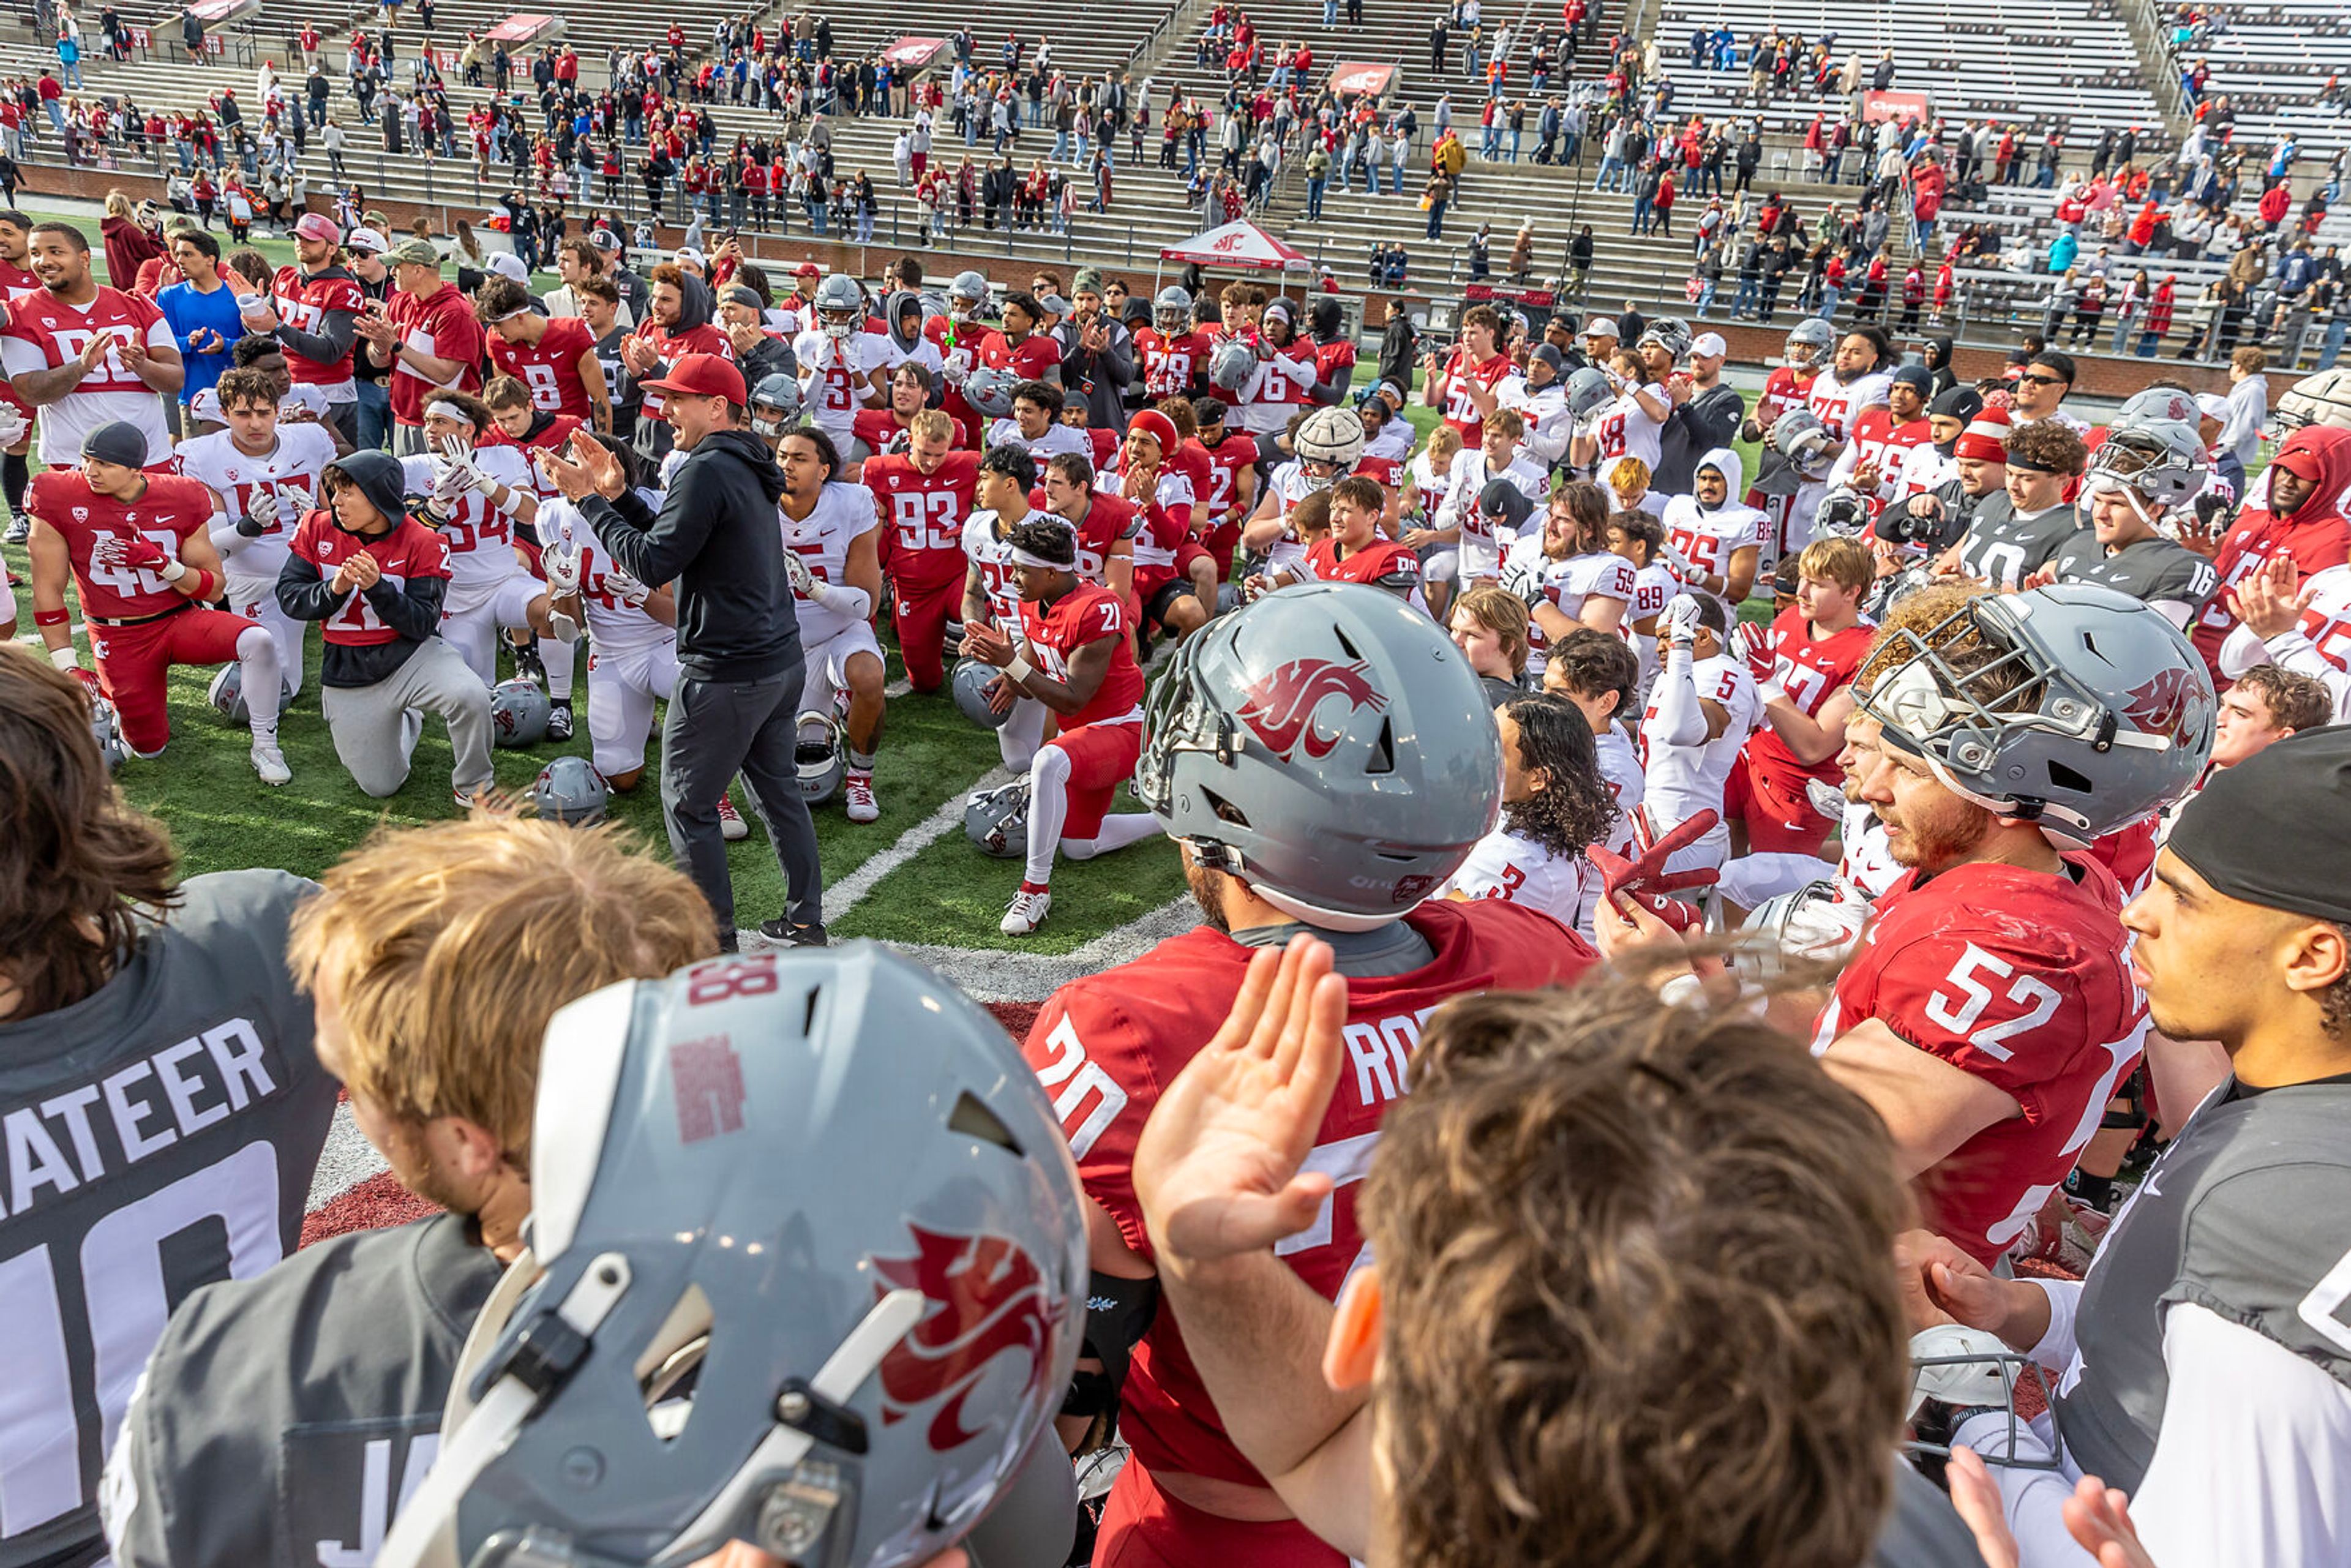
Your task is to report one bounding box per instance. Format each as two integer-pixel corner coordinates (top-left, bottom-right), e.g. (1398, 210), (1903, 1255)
(757, 918), (830, 947)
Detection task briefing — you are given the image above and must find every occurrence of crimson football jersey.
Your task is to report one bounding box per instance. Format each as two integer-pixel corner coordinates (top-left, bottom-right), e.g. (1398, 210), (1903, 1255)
(1810, 855), (2145, 1266)
(1018, 582), (1142, 728)
(1436, 348), (1513, 444)
(2191, 508), (2351, 675)
(269, 264), (367, 388)
(850, 406), (977, 456)
(1191, 434), (1256, 519)
(1842, 409), (1933, 507)
(863, 449), (980, 591)
(1307, 536), (1422, 595)
(1134, 327), (1210, 400)
(285, 509), (453, 645)
(28, 471), (215, 621)
(1744, 610), (1872, 778)
(1024, 901), (1595, 1485)
(1, 285), (176, 464)
(488, 317), (599, 420)
(1029, 490), (1138, 585)
(383, 283), (487, 425)
(979, 328), (1062, 382)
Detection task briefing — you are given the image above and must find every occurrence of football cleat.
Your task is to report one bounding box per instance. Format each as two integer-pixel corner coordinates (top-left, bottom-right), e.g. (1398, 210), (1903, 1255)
(716, 790), (749, 841)
(249, 737), (291, 786)
(844, 774), (879, 823)
(546, 702), (574, 743)
(1000, 885), (1052, 936)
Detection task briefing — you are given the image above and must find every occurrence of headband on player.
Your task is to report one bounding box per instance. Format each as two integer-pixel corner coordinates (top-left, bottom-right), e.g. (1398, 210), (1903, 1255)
(425, 397), (481, 428)
(1009, 546), (1071, 571)
(2167, 726), (2351, 924)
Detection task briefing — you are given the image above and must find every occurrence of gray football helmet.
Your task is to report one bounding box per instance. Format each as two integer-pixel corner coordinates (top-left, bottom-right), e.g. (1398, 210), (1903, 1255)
(1293, 405), (1364, 470)
(372, 943), (1087, 1568)
(795, 711), (846, 803)
(2273, 367), (2351, 433)
(2085, 417), (2207, 509)
(91, 696), (129, 772)
(750, 372), (803, 438)
(1153, 285), (1193, 336)
(1638, 315), (1692, 362)
(2115, 387), (2200, 428)
(962, 367), (1020, 419)
(490, 678), (552, 748)
(964, 779), (1030, 857)
(1563, 366), (1614, 421)
(1783, 316), (1835, 369)
(953, 659), (1012, 730)
(1136, 582), (1502, 929)
(1815, 486), (1872, 539)
(530, 756), (610, 827)
(948, 268), (991, 319)
(816, 272), (865, 340)
(207, 662), (249, 727)
(1207, 340), (1258, 392)
(1731, 880), (1870, 982)
(1771, 407), (1840, 479)
(1858, 583), (2215, 841)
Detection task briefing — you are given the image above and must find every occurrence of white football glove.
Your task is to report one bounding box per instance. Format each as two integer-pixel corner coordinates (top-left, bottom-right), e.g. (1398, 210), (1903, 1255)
(604, 565), (650, 606)
(782, 547), (821, 601)
(427, 454), (470, 508)
(541, 536), (583, 594)
(1661, 595), (1703, 650)
(1660, 542), (1706, 586)
(241, 487), (282, 535)
(0, 405), (28, 446)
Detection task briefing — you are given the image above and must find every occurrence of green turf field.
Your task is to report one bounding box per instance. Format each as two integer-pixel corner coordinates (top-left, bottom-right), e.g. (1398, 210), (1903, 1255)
(2, 208), (1767, 951)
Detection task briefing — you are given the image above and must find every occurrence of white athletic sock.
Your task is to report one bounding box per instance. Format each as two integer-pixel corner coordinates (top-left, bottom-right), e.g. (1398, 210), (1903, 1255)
(542, 634), (577, 700)
(236, 625), (283, 735)
(1024, 744), (1073, 887)
(1063, 811), (1163, 860)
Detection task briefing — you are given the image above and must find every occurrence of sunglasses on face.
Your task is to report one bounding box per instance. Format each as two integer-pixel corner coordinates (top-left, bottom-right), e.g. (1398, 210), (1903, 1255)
(2017, 372), (2068, 388)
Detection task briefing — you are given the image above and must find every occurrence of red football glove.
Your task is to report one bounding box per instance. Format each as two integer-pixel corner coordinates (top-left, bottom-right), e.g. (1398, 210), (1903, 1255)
(1590, 809), (1721, 934)
(67, 664), (102, 702)
(93, 533), (169, 574)
(1734, 621), (1774, 683)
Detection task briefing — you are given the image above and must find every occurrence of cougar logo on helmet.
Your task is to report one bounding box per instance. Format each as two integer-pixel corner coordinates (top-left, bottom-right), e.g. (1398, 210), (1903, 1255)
(2123, 666), (2204, 749)
(1236, 658), (1387, 762)
(874, 1224), (1054, 1451)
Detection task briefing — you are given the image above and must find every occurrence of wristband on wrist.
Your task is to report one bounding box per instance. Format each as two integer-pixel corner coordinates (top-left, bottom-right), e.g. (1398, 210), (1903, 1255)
(34, 606), (70, 628)
(1657, 972), (1704, 1008)
(1003, 654), (1034, 684)
(160, 558), (189, 583)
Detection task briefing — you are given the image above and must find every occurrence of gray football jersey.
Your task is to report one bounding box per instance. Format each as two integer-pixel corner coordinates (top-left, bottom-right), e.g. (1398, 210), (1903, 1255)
(2052, 535), (2221, 615)
(0, 871), (331, 1568)
(104, 1213), (502, 1568)
(1952, 498), (2084, 590)
(2053, 1076), (2351, 1491)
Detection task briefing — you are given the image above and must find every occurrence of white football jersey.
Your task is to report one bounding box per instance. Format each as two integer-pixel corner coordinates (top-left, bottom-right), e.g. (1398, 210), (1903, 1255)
(1803, 367), (1893, 442)
(1640, 653), (1761, 835)
(1264, 460), (1322, 575)
(1441, 826), (1594, 931)
(1594, 723), (1644, 855)
(984, 418), (1090, 465)
(1835, 797), (1902, 903)
(1504, 542), (1635, 677)
(539, 495), (674, 658)
(174, 423), (337, 577)
(399, 444), (536, 609)
(793, 329), (890, 445)
(1660, 495), (1769, 616)
(781, 480), (882, 644)
(1586, 383), (1665, 471)
(1441, 451), (1550, 575)
(959, 508), (1022, 631)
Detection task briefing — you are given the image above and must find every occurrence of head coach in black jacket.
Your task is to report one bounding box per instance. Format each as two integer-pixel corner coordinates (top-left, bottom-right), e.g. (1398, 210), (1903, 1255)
(534, 352), (827, 950)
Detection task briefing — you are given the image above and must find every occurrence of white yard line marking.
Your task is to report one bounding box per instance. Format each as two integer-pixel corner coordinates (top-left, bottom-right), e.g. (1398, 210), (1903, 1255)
(883, 676), (913, 698)
(807, 763), (1013, 927)
(306, 1101), (390, 1210)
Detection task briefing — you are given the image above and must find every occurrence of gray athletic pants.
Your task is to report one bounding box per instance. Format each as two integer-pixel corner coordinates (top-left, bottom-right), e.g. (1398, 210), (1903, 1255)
(320, 637), (495, 797)
(660, 667), (825, 937)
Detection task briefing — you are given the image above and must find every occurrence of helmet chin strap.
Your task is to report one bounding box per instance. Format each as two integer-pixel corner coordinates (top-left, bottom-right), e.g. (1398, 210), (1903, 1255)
(1251, 877), (1416, 934)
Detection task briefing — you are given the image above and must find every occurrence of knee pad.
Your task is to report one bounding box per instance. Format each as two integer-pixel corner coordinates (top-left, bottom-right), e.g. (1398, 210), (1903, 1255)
(1030, 742), (1073, 792)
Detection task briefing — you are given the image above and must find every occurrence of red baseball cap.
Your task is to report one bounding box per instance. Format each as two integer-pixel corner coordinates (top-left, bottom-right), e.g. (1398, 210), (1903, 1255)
(294, 212), (342, 245)
(1127, 409), (1179, 456)
(2273, 444), (2326, 484)
(640, 353), (748, 404)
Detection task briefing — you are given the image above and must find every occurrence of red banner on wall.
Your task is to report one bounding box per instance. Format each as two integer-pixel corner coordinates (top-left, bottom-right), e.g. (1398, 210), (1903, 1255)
(1329, 61), (1397, 97)
(1861, 89), (1931, 124)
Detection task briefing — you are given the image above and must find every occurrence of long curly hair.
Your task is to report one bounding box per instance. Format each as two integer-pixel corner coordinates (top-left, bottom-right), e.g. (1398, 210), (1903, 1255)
(1498, 694), (1618, 858)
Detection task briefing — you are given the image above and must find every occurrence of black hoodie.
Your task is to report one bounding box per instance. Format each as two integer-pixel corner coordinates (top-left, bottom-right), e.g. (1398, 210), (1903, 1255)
(582, 427), (797, 681)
